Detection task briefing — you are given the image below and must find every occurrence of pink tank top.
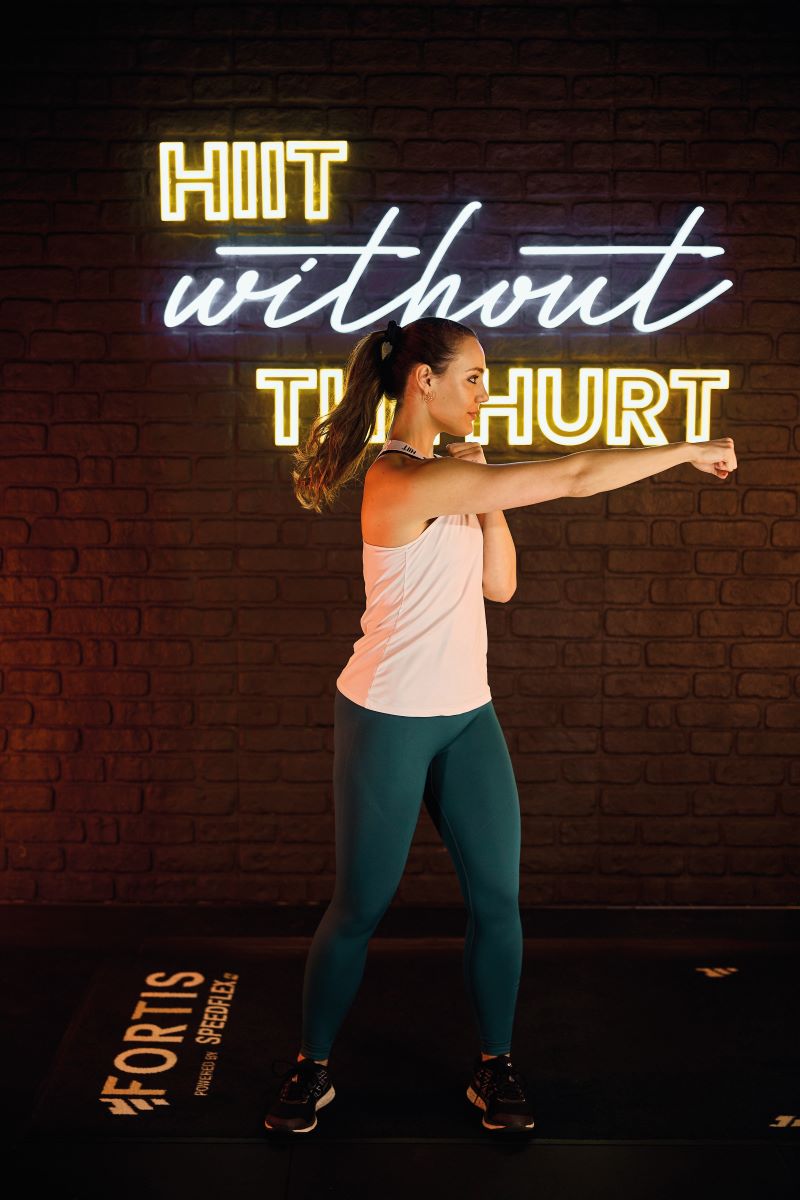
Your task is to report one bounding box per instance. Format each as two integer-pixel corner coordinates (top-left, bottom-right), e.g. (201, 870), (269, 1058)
(335, 438), (492, 716)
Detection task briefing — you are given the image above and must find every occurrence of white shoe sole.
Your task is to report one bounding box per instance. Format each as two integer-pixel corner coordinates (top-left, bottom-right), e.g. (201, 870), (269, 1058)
(466, 1084), (535, 1130)
(264, 1084), (336, 1133)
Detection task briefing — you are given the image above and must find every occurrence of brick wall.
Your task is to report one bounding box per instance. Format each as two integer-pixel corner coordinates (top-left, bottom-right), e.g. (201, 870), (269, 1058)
(1, 1), (799, 906)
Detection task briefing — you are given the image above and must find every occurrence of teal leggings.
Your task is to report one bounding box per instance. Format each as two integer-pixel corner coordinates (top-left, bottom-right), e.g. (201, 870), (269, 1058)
(299, 687), (523, 1060)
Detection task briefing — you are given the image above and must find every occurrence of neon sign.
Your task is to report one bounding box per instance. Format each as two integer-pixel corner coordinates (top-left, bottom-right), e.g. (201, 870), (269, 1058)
(158, 141), (734, 447)
(258, 366), (729, 446)
(159, 140), (348, 221)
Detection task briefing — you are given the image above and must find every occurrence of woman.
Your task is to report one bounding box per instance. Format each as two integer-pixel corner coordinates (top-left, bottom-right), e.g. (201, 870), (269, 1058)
(263, 316), (737, 1135)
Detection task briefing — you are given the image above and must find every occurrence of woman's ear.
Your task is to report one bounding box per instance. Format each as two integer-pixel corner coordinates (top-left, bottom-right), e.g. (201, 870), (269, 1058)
(412, 361), (432, 392)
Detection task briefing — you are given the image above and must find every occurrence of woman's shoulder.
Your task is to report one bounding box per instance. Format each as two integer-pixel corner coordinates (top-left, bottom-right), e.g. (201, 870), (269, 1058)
(366, 449), (445, 484)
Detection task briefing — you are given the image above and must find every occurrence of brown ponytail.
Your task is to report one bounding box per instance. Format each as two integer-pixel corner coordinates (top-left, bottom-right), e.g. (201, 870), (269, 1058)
(292, 315), (476, 512)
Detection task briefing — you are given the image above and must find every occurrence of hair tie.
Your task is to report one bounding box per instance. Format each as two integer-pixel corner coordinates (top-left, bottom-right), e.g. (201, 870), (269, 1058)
(379, 319), (401, 361)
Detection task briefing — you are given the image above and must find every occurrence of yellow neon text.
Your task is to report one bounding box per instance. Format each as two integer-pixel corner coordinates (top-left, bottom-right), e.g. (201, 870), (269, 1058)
(158, 140), (348, 221)
(255, 366), (730, 446)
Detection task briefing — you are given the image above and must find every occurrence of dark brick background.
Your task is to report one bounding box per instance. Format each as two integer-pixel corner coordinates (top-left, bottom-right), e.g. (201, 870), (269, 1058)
(1, 0), (799, 906)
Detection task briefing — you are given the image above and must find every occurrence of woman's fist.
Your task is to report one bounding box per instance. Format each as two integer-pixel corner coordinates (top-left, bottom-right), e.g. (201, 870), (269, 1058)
(445, 439), (487, 466)
(690, 437), (737, 479)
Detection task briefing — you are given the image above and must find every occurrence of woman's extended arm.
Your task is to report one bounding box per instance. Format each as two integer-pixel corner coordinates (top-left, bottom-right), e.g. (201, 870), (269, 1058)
(402, 438), (737, 519)
(572, 438), (736, 496)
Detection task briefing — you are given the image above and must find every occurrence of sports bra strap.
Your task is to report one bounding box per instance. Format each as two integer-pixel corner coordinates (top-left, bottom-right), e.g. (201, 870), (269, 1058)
(377, 438), (434, 461)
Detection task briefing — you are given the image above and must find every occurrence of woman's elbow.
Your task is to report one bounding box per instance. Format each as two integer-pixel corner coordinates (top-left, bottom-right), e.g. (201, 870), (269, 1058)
(484, 581), (517, 603)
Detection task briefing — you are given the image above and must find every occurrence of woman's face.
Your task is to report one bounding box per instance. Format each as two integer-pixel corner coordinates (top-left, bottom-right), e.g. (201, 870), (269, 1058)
(427, 336), (490, 436)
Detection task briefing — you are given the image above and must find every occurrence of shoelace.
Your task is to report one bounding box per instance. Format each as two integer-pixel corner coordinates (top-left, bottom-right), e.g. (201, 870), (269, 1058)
(479, 1055), (527, 1101)
(270, 1056), (327, 1102)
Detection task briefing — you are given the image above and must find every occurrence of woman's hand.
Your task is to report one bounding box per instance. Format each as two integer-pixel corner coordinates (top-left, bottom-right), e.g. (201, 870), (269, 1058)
(688, 437), (737, 479)
(445, 439), (487, 466)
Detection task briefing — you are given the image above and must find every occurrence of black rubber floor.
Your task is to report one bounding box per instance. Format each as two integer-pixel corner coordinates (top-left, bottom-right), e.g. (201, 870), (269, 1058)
(5, 909), (800, 1198)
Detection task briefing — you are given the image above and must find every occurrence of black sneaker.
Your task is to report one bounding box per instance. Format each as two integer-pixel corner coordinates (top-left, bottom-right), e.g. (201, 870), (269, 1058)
(264, 1056), (336, 1133)
(466, 1052), (535, 1132)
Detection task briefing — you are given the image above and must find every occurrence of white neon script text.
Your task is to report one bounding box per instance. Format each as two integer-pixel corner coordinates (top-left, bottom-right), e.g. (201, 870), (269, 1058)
(163, 203), (732, 334)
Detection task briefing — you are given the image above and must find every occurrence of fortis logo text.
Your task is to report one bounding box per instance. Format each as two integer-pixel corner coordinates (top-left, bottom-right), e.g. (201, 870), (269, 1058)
(99, 970), (239, 1117)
